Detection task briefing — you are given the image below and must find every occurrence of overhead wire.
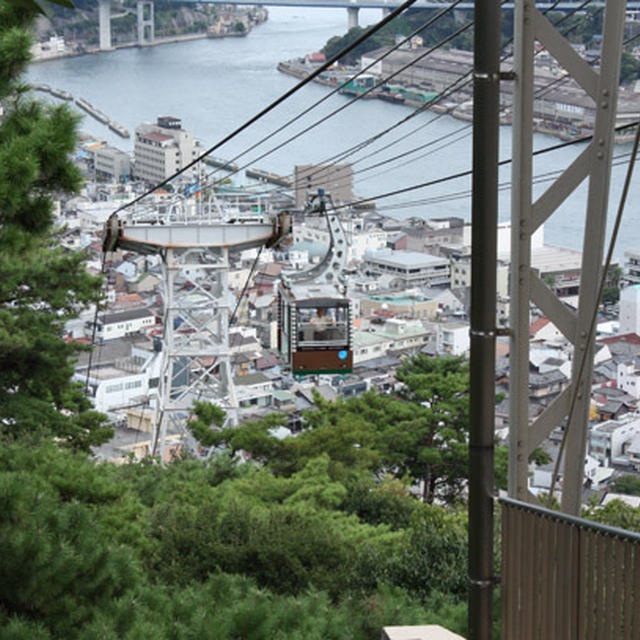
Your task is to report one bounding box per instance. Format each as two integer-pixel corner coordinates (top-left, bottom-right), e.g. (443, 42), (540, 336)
(194, 8), (478, 196)
(217, 0), (586, 200)
(200, 0), (468, 184)
(370, 147), (640, 213)
(237, 0), (592, 198)
(309, 120), (640, 213)
(354, 20), (640, 197)
(270, 3), (640, 205)
(114, 0), (424, 215)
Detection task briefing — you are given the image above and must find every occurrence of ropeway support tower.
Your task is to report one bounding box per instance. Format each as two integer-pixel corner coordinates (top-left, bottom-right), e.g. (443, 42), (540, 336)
(103, 193), (291, 458)
(508, 0), (627, 514)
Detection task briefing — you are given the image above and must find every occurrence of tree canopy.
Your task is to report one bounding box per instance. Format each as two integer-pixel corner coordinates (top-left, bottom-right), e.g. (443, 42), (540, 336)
(0, 0), (111, 450)
(207, 355), (472, 503)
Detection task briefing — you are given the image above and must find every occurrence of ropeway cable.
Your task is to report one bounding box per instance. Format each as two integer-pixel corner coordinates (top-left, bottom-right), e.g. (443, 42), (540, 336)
(233, 0), (593, 199)
(308, 120), (640, 213)
(114, 0), (423, 215)
(200, 0), (467, 185)
(193, 10), (478, 197)
(370, 148), (640, 214)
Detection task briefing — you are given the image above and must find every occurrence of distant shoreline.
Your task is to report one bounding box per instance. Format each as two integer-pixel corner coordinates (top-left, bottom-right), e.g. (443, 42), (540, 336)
(31, 23), (261, 64)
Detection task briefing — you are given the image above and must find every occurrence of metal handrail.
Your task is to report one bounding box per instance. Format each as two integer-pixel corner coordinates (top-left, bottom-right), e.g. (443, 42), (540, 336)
(500, 496), (640, 640)
(499, 496), (640, 543)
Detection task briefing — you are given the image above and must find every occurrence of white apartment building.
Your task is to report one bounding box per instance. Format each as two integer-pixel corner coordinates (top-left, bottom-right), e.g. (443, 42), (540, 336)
(94, 145), (131, 182)
(85, 308), (156, 342)
(620, 284), (640, 335)
(435, 322), (470, 356)
(134, 116), (198, 184)
(617, 359), (640, 399)
(353, 319), (431, 364)
(589, 413), (640, 467)
(624, 250), (640, 286)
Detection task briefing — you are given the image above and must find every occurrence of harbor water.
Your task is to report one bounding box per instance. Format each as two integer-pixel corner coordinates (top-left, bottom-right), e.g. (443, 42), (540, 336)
(26, 7), (640, 259)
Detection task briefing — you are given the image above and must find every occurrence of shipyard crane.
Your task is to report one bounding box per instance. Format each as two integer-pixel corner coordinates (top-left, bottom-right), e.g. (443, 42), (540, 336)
(102, 188), (351, 456)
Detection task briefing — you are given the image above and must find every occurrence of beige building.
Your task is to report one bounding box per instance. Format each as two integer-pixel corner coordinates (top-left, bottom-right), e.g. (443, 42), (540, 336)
(359, 293), (438, 320)
(94, 145), (131, 182)
(294, 163), (353, 208)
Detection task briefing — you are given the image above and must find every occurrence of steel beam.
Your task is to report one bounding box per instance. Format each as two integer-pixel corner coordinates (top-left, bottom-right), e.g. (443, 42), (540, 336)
(509, 0), (627, 513)
(152, 246), (238, 459)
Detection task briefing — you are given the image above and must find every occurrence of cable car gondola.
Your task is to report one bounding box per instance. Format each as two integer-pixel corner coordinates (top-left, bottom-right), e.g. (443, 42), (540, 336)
(277, 190), (353, 376)
(278, 284), (353, 375)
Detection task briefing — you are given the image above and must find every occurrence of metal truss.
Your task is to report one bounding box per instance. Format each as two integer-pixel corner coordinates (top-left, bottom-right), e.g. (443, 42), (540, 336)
(103, 193), (291, 458)
(508, 0), (627, 514)
(152, 246), (237, 459)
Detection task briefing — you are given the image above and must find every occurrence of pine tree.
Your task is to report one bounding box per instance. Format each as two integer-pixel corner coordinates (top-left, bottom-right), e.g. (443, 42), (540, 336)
(0, 0), (111, 449)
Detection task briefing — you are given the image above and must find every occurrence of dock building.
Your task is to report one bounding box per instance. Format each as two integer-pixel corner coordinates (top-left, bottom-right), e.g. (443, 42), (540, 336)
(360, 47), (640, 135)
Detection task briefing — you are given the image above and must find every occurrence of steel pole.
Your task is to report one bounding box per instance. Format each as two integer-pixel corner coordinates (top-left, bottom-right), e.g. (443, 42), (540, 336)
(468, 1), (500, 638)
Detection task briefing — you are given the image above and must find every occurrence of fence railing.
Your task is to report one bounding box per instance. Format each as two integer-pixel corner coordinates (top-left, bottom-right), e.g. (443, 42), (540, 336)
(500, 497), (640, 640)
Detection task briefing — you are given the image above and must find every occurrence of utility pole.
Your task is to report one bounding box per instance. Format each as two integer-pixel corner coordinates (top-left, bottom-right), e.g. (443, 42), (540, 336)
(468, 1), (500, 639)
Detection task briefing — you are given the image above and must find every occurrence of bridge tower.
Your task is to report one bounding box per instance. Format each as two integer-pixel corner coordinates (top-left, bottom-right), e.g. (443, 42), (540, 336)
(347, 6), (359, 29)
(509, 0), (628, 513)
(137, 0), (155, 46)
(98, 0), (112, 50)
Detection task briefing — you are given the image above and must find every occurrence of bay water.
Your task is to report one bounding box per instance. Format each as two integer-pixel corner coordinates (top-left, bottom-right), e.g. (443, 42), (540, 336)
(26, 7), (640, 259)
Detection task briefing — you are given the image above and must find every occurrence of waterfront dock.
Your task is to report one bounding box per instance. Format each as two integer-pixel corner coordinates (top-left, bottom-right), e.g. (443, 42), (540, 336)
(203, 156), (239, 172)
(31, 82), (130, 138)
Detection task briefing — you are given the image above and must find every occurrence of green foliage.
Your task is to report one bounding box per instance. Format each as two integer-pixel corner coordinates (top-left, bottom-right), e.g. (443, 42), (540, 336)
(0, 470), (138, 637)
(321, 9), (476, 65)
(3, 0), (74, 16)
(583, 499), (640, 533)
(0, 436), (475, 637)
(611, 474), (640, 497)
(601, 286), (620, 306)
(353, 506), (468, 600)
(212, 356), (471, 503)
(0, 1), (110, 450)
(620, 51), (640, 86)
(341, 477), (418, 530)
(187, 400), (227, 447)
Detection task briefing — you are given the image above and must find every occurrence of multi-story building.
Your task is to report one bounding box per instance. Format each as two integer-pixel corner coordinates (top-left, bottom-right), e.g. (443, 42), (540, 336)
(94, 145), (131, 182)
(353, 318), (431, 364)
(435, 321), (470, 356)
(294, 163), (353, 208)
(624, 250), (640, 285)
(589, 413), (640, 467)
(363, 248), (450, 289)
(85, 308), (156, 342)
(620, 284), (640, 335)
(358, 292), (439, 320)
(617, 359), (640, 399)
(134, 116), (198, 184)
